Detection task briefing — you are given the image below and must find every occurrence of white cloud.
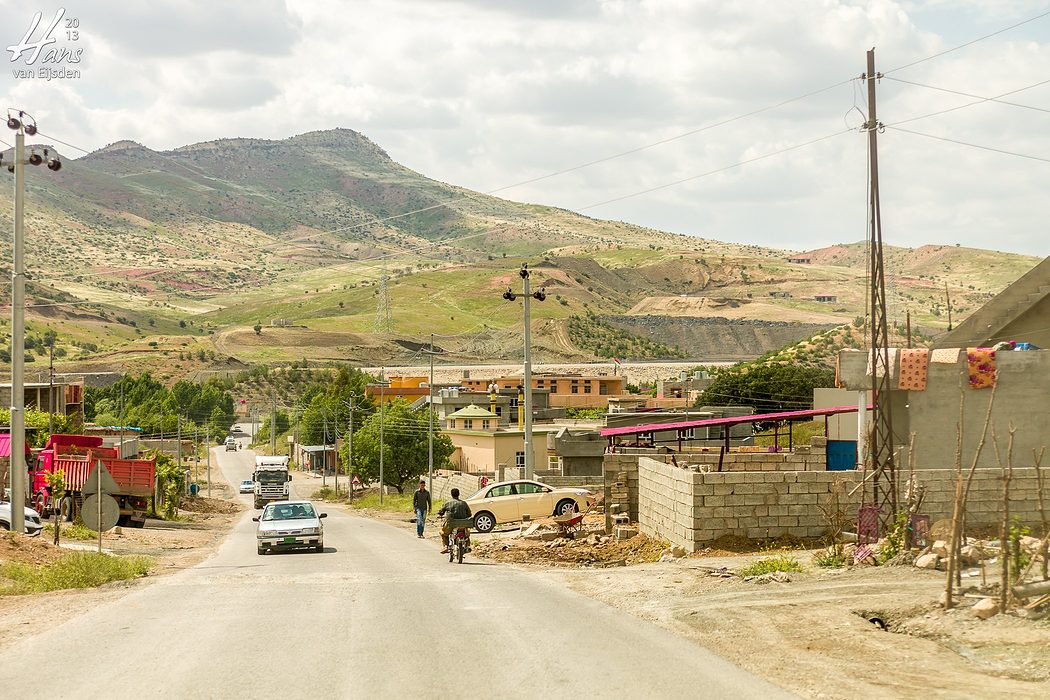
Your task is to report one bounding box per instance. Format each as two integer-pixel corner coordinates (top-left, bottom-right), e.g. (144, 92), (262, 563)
(0, 0), (1047, 255)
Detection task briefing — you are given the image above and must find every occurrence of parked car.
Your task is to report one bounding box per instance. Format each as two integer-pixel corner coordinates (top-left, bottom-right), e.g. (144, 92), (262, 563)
(239, 480), (254, 494)
(465, 480), (595, 533)
(0, 501), (44, 536)
(224, 437), (238, 451)
(253, 500), (327, 554)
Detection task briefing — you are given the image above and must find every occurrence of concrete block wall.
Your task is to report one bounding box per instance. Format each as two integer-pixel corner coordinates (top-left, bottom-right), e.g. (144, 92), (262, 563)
(634, 458), (1050, 552)
(431, 472), (483, 501)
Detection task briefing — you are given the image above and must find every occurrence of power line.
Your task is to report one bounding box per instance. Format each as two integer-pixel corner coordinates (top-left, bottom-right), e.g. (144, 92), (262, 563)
(886, 78), (1050, 127)
(579, 128), (853, 211)
(884, 9), (1050, 74)
(886, 126), (1050, 165)
(884, 76), (1050, 115)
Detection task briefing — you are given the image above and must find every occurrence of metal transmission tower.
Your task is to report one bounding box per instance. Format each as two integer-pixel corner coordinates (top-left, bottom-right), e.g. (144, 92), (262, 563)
(373, 274), (392, 333)
(863, 49), (897, 520)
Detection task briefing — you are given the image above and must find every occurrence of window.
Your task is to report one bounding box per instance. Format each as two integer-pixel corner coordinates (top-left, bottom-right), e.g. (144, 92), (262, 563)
(549, 381), (558, 393)
(571, 386), (579, 394)
(495, 407), (502, 417)
(599, 383), (608, 395)
(515, 451), (525, 468)
(583, 384), (592, 394)
(517, 482), (549, 495)
(487, 484), (514, 498)
(639, 431), (654, 445)
(482, 420), (491, 429)
(681, 428), (696, 440)
(463, 419), (473, 429)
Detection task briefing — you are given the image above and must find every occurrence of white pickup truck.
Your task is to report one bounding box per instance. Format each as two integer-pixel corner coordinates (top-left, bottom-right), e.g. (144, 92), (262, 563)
(253, 455), (291, 509)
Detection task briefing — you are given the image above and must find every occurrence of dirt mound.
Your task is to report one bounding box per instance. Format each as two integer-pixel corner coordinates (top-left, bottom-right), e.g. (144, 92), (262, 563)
(474, 532), (667, 568)
(179, 496), (242, 515)
(0, 533), (64, 566)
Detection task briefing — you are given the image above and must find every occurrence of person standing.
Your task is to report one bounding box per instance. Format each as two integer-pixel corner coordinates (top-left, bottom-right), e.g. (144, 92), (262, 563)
(413, 480), (432, 538)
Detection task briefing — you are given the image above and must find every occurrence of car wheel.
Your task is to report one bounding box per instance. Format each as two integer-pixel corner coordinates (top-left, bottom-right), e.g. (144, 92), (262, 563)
(315, 543), (323, 553)
(257, 546), (266, 555)
(0, 522), (9, 531)
(556, 499), (578, 516)
(473, 512), (495, 533)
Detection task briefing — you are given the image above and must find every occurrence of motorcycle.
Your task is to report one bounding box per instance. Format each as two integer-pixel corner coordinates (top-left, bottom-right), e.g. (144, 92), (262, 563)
(445, 518), (473, 564)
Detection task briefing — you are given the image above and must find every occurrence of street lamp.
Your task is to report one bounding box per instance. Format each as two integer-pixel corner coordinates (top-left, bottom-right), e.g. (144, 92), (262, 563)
(5, 110), (61, 535)
(502, 263), (546, 480)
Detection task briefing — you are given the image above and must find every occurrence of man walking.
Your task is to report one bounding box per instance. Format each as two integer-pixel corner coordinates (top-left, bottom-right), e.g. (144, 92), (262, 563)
(413, 480), (432, 538)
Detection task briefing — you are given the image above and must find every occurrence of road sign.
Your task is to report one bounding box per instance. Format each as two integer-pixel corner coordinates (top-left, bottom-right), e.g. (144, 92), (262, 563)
(81, 494), (120, 532)
(82, 461), (120, 497)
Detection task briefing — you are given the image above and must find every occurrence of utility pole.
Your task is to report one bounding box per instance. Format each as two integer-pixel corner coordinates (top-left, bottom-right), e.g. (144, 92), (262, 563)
(333, 404), (340, 495)
(119, 381), (125, 459)
(945, 282), (953, 331)
(347, 395), (355, 503)
(47, 340), (54, 435)
(206, 426), (212, 498)
(177, 414), (182, 474)
(906, 309), (912, 348)
(270, 393), (277, 456)
(502, 264), (546, 481)
(864, 48), (897, 520)
(8, 119), (26, 535)
(428, 334), (435, 492)
(380, 374), (386, 504)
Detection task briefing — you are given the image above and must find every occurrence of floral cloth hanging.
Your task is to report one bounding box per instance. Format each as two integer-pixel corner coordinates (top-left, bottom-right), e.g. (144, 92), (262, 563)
(898, 348), (929, 391)
(966, 347), (996, 389)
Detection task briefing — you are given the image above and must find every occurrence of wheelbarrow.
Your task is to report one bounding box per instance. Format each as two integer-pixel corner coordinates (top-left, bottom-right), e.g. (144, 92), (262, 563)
(553, 507), (589, 538)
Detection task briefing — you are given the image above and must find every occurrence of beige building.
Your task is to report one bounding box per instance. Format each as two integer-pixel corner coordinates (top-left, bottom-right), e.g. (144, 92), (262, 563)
(443, 404), (555, 474)
(461, 373), (627, 409)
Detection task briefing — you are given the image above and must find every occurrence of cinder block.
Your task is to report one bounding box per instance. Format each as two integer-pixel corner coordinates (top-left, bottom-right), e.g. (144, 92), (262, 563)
(704, 495), (726, 507)
(723, 473), (747, 484)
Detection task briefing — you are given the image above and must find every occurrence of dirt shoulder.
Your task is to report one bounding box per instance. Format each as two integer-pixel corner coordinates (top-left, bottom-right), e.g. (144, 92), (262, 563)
(550, 559), (1050, 699)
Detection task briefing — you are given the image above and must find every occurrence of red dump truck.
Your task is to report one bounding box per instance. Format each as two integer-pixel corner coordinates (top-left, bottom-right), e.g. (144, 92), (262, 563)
(30, 434), (156, 528)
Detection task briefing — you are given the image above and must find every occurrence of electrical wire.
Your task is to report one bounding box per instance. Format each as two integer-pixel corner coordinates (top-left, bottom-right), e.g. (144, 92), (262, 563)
(886, 126), (1050, 164)
(884, 76), (1050, 115)
(883, 9), (1050, 74)
(885, 77), (1050, 128)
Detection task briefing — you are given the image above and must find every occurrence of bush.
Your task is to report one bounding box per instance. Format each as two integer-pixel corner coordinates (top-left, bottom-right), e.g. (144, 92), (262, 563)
(737, 553), (804, 577)
(0, 552), (152, 595)
(814, 549), (847, 568)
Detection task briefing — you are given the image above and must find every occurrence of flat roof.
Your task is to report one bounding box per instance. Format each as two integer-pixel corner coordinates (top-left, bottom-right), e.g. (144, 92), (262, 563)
(599, 404), (863, 438)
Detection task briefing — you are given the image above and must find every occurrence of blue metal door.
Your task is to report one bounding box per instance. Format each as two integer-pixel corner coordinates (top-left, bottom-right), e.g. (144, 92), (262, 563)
(827, 440), (857, 471)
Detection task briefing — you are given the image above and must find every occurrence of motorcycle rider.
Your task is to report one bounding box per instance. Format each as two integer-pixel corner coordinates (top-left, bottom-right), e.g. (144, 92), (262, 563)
(436, 487), (472, 554)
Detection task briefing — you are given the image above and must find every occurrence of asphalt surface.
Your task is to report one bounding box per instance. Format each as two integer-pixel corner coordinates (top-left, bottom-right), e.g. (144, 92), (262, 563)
(0, 445), (794, 698)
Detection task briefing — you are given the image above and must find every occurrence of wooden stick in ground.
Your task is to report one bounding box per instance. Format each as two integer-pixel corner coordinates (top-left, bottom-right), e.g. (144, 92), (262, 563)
(946, 386), (997, 610)
(1035, 447), (1048, 581)
(998, 425), (1016, 612)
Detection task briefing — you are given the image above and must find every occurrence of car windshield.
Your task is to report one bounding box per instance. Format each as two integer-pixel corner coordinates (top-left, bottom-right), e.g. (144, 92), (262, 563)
(262, 503), (316, 521)
(241, 480), (253, 486)
(256, 471), (286, 484)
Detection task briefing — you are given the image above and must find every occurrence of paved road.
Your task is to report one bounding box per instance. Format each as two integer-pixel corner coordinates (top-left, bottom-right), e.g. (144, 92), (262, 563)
(0, 448), (793, 698)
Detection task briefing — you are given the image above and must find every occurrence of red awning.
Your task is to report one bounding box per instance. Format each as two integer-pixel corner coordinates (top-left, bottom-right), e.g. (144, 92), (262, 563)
(600, 404), (865, 438)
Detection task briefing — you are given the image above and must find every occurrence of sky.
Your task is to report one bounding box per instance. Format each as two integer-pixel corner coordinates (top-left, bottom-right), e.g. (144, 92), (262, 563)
(1, 0), (1048, 257)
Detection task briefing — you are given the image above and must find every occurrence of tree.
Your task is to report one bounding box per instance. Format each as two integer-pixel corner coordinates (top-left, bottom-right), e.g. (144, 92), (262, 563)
(695, 362), (835, 412)
(343, 400), (453, 494)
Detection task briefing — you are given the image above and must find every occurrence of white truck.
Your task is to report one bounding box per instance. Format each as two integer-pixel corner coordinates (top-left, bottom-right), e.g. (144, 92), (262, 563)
(253, 455), (291, 509)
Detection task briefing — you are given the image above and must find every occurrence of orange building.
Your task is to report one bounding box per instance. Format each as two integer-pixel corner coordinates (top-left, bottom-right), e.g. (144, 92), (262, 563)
(364, 376), (432, 405)
(460, 373), (626, 409)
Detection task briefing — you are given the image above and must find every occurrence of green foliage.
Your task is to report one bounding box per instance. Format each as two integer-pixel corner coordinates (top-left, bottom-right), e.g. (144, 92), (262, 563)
(152, 452), (185, 520)
(0, 408), (76, 447)
(566, 314), (685, 360)
(877, 510), (910, 564)
(1009, 516), (1032, 581)
(255, 409), (290, 445)
(342, 400), (454, 494)
(737, 554), (804, 577)
(43, 520), (96, 541)
(0, 550), (152, 595)
(695, 362), (834, 411)
(814, 549), (847, 568)
(85, 373), (236, 438)
(564, 407), (608, 420)
(346, 492), (444, 512)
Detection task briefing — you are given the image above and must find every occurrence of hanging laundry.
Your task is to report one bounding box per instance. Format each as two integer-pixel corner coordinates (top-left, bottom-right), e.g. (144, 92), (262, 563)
(898, 348), (929, 391)
(930, 348), (962, 364)
(866, 347), (899, 380)
(966, 347), (997, 389)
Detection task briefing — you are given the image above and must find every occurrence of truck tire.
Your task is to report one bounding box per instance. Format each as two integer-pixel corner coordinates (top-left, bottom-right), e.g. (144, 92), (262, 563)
(60, 496), (75, 522)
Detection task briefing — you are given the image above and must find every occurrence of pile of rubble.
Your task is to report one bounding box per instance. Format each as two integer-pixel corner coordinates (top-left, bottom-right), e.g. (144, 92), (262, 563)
(471, 521), (667, 567)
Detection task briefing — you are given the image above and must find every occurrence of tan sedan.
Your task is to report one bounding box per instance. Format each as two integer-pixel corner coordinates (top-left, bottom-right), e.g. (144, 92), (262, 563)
(465, 479), (594, 533)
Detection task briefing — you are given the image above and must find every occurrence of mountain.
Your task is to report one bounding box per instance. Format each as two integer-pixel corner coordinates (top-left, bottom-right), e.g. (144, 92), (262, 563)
(0, 128), (1039, 381)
